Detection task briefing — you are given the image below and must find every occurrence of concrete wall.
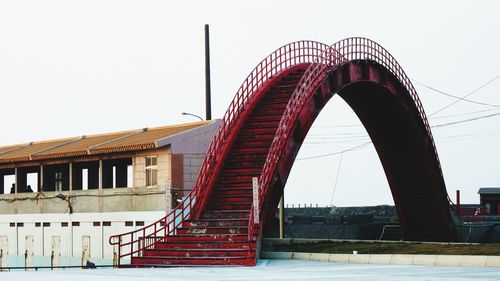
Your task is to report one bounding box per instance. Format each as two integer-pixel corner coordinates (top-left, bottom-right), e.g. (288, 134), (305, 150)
(157, 153), (171, 189)
(133, 157), (146, 188)
(182, 153), (205, 191)
(0, 187), (167, 214)
(0, 211), (163, 264)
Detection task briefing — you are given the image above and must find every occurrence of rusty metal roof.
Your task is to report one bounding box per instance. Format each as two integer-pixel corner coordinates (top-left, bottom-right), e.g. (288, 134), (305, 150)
(0, 121), (214, 163)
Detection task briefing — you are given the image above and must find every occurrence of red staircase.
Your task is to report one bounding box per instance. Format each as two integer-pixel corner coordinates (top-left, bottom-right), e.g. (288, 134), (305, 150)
(125, 69), (306, 267)
(109, 38), (458, 267)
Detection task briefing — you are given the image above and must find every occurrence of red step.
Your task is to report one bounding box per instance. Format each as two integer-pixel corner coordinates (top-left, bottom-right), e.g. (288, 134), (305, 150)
(230, 146), (270, 155)
(164, 234), (249, 242)
(207, 202), (252, 211)
(216, 176), (257, 183)
(202, 211), (250, 219)
(183, 218), (248, 228)
(212, 188), (253, 196)
(237, 126), (277, 135)
(131, 256), (256, 266)
(221, 166), (263, 174)
(154, 240), (255, 250)
(143, 248), (255, 258)
(176, 226), (248, 235)
(210, 195), (253, 204)
(231, 139), (273, 148)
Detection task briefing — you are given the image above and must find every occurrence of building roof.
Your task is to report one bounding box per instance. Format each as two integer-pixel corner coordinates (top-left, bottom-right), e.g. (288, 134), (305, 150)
(477, 188), (500, 195)
(0, 121), (215, 164)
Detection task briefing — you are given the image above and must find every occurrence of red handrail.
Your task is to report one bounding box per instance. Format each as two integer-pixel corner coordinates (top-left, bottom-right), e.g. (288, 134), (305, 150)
(248, 37), (444, 240)
(109, 41), (333, 266)
(109, 191), (197, 265)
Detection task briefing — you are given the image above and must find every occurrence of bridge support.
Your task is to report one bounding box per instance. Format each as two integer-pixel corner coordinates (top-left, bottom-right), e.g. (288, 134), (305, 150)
(279, 193), (285, 239)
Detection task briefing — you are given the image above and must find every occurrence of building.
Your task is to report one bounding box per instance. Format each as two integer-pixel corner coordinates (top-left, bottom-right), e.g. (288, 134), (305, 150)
(478, 187), (500, 215)
(0, 120), (219, 267)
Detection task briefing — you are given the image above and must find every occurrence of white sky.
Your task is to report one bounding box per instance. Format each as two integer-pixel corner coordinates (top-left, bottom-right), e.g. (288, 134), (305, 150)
(0, 0), (499, 206)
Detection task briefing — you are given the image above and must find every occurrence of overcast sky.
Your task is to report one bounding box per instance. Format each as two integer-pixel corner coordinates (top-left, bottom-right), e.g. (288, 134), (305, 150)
(0, 0), (499, 206)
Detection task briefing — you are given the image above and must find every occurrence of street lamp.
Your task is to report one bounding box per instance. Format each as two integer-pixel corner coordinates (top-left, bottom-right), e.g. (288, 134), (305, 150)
(181, 112), (204, 121)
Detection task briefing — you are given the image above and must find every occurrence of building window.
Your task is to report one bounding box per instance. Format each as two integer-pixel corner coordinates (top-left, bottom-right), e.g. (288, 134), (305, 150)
(55, 172), (63, 192)
(145, 156), (158, 187)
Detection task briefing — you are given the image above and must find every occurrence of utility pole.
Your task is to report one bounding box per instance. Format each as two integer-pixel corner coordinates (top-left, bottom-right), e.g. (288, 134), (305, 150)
(279, 193), (285, 239)
(204, 24), (212, 120)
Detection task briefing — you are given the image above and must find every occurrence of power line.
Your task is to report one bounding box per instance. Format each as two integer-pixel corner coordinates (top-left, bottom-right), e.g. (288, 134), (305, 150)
(297, 76), (500, 160)
(298, 110), (500, 160)
(428, 75), (500, 117)
(430, 108), (500, 120)
(312, 108), (500, 129)
(296, 141), (371, 161)
(329, 152), (343, 206)
(431, 112), (500, 128)
(412, 78), (500, 108)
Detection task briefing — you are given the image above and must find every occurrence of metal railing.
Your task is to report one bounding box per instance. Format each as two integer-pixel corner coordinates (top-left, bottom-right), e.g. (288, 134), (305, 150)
(249, 37), (443, 240)
(108, 41), (333, 266)
(109, 194), (195, 266)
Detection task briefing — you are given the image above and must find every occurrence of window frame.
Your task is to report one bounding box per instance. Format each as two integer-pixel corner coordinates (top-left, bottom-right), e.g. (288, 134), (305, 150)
(145, 156), (158, 187)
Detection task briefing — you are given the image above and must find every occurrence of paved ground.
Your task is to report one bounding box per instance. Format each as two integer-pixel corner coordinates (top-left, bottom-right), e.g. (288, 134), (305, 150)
(2, 259), (500, 280)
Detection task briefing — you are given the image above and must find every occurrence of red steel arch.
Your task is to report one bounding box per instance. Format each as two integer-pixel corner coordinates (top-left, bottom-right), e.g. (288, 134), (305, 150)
(110, 38), (457, 267)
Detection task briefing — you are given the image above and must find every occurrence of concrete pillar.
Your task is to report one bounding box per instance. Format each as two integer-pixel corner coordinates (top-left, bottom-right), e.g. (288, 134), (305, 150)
(99, 160), (103, 209)
(279, 193), (285, 239)
(131, 157), (136, 207)
(98, 160), (103, 189)
(39, 165), (45, 208)
(69, 163), (73, 193)
(131, 157), (135, 187)
(14, 167), (18, 210)
(0, 171), (4, 195)
(14, 167), (18, 194)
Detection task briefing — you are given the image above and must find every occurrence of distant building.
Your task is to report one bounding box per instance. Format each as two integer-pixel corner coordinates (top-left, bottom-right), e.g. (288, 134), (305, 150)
(478, 187), (500, 215)
(0, 120), (219, 266)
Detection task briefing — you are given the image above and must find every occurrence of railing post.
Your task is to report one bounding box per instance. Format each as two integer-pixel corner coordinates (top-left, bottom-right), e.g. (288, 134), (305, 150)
(130, 233), (133, 258)
(50, 251), (54, 270)
(113, 251), (118, 268)
(252, 177), (260, 225)
(154, 223), (157, 240)
(456, 189), (461, 218)
(118, 237), (121, 267)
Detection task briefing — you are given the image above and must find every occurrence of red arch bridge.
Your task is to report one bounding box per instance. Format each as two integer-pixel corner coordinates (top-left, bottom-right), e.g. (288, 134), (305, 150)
(110, 38), (463, 267)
